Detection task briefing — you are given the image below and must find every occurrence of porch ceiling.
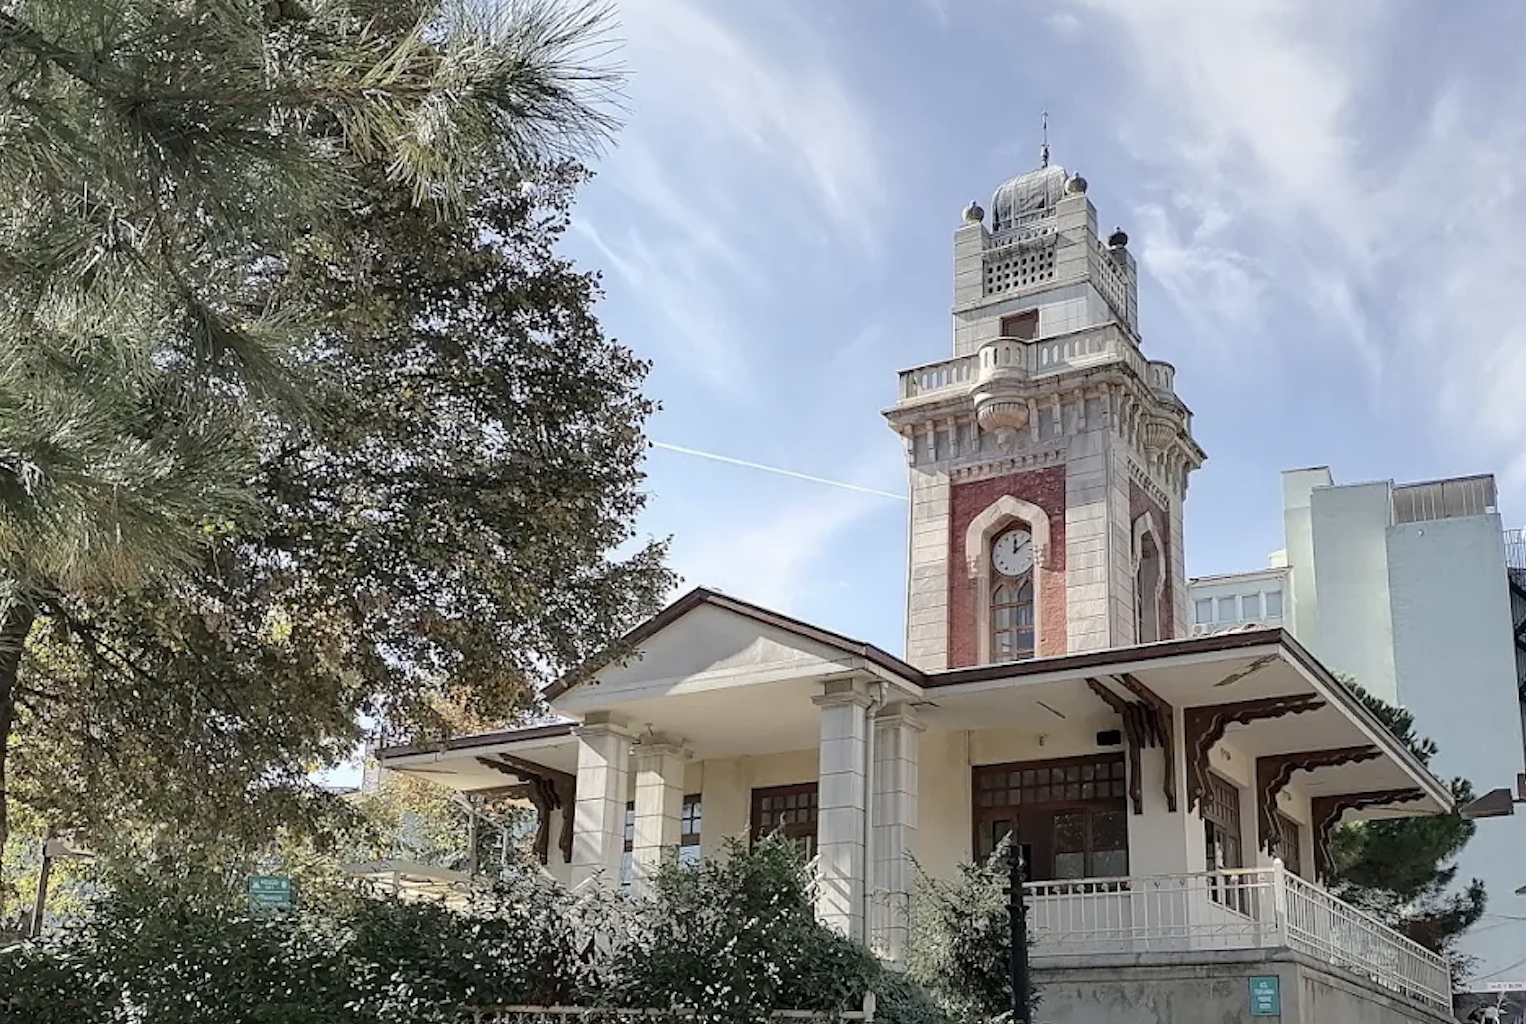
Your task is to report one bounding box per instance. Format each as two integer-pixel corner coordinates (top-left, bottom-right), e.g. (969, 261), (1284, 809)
(383, 725), (579, 794)
(381, 675), (831, 791)
(583, 675), (826, 761)
(917, 676), (1117, 733)
(927, 638), (1452, 817)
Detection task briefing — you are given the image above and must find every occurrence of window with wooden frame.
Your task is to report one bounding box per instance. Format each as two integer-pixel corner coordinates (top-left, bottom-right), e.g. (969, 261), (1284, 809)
(972, 754), (1129, 883)
(680, 794), (703, 862)
(1202, 773), (1247, 911)
(1201, 774), (1243, 870)
(1273, 812), (1302, 878)
(992, 578), (1035, 662)
(620, 795), (703, 886)
(751, 783), (819, 860)
(1000, 310), (1039, 340)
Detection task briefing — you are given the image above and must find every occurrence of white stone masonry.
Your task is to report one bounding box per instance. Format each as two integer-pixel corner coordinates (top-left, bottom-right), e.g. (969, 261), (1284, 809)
(814, 680), (873, 939)
(570, 716), (633, 890)
(870, 704), (922, 963)
(630, 738), (687, 896)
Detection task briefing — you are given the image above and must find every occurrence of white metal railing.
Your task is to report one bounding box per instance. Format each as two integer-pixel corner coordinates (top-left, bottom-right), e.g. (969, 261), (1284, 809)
(1505, 527), (1525, 570)
(897, 323), (1149, 401)
(1024, 863), (1450, 1014)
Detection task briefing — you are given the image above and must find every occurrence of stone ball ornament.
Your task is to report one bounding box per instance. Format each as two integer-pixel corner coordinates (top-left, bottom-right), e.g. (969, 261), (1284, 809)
(963, 200), (985, 224)
(1107, 226), (1130, 250)
(1065, 172), (1088, 194)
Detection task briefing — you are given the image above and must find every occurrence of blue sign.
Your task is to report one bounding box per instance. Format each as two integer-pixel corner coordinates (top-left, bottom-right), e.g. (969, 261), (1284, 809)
(1249, 975), (1281, 1016)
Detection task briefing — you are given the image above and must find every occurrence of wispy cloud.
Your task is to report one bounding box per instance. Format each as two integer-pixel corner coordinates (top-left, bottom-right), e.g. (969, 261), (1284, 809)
(1044, 11), (1083, 40)
(574, 0), (888, 398)
(669, 486), (890, 612)
(917, 0), (951, 30)
(648, 434), (905, 616)
(1073, 0), (1526, 490)
(573, 218), (748, 394)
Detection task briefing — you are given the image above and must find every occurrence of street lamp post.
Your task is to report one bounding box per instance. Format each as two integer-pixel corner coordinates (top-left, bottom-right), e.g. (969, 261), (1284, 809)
(1008, 844), (1031, 1024)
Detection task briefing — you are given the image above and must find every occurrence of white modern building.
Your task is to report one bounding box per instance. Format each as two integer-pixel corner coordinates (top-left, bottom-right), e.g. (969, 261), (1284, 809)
(383, 149), (1463, 1023)
(1190, 468), (1526, 980)
(1190, 566), (1288, 636)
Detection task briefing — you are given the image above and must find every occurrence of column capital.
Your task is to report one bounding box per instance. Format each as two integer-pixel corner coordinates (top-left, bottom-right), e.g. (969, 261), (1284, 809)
(633, 736), (691, 760)
(874, 703), (927, 733)
(813, 677), (875, 710)
(573, 711), (636, 742)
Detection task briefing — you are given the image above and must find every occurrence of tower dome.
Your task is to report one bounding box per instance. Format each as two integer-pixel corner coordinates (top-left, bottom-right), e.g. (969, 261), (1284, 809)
(990, 163), (1069, 234)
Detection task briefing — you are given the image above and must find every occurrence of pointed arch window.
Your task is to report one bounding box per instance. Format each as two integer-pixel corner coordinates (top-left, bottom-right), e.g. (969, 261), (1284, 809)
(993, 578), (1035, 662)
(1135, 534), (1161, 643)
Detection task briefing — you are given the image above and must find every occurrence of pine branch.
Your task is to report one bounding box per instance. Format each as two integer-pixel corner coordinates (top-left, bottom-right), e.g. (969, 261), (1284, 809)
(0, 13), (118, 96)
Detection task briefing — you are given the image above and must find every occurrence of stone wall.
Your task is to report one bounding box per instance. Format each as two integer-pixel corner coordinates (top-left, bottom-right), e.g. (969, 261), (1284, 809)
(1031, 949), (1453, 1024)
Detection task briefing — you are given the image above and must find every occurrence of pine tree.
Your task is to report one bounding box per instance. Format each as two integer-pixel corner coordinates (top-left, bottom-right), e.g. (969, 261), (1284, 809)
(1329, 676), (1486, 972)
(0, 0), (639, 921)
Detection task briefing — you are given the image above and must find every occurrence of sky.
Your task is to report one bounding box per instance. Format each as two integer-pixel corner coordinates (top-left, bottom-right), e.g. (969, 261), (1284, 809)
(562, 0), (1526, 658)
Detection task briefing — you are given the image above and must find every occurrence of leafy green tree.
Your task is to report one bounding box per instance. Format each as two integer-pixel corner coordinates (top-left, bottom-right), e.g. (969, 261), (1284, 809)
(0, 839), (943, 1024)
(4, 157), (670, 889)
(0, 0), (662, 920)
(1330, 676), (1485, 971)
(907, 837), (1039, 1024)
(602, 837), (945, 1024)
(324, 771), (533, 878)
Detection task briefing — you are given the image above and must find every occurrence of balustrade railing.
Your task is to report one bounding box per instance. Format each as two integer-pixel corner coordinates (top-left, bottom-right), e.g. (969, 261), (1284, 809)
(1505, 527), (1525, 570)
(1024, 864), (1449, 1014)
(897, 324), (1147, 401)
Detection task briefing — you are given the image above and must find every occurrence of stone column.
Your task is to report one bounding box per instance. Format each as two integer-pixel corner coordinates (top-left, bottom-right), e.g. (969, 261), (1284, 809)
(871, 703), (923, 964)
(630, 738), (687, 895)
(814, 679), (873, 939)
(570, 714), (634, 890)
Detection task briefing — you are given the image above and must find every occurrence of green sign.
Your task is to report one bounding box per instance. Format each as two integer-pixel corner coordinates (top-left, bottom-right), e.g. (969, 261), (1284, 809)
(249, 875), (294, 910)
(1249, 975), (1281, 1016)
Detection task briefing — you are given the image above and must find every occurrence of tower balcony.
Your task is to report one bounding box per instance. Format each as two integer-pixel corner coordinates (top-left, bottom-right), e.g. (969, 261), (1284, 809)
(896, 322), (1173, 407)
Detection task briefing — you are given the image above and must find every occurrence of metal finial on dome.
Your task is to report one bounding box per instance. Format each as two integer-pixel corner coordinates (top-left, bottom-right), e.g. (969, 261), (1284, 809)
(1108, 226), (1130, 249)
(1040, 111), (1050, 168)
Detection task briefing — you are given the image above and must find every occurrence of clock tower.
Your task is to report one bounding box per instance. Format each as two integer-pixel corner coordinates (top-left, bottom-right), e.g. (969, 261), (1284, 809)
(885, 145), (1205, 670)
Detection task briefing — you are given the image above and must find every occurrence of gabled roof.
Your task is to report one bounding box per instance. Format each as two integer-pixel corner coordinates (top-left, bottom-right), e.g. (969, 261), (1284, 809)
(381, 589), (1448, 811)
(541, 586), (920, 702)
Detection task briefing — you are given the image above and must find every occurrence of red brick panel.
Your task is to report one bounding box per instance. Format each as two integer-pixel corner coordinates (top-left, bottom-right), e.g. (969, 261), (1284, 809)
(1129, 481), (1174, 639)
(948, 467), (1068, 667)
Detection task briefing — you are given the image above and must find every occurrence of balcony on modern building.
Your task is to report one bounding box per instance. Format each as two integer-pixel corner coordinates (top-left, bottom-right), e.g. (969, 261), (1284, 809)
(1506, 526), (1525, 572)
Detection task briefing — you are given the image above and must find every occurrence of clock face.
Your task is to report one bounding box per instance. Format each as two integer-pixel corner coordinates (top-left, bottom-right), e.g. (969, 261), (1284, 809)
(993, 528), (1034, 577)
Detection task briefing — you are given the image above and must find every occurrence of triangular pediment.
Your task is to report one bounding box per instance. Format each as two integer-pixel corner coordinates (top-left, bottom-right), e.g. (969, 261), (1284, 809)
(548, 589), (913, 711)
